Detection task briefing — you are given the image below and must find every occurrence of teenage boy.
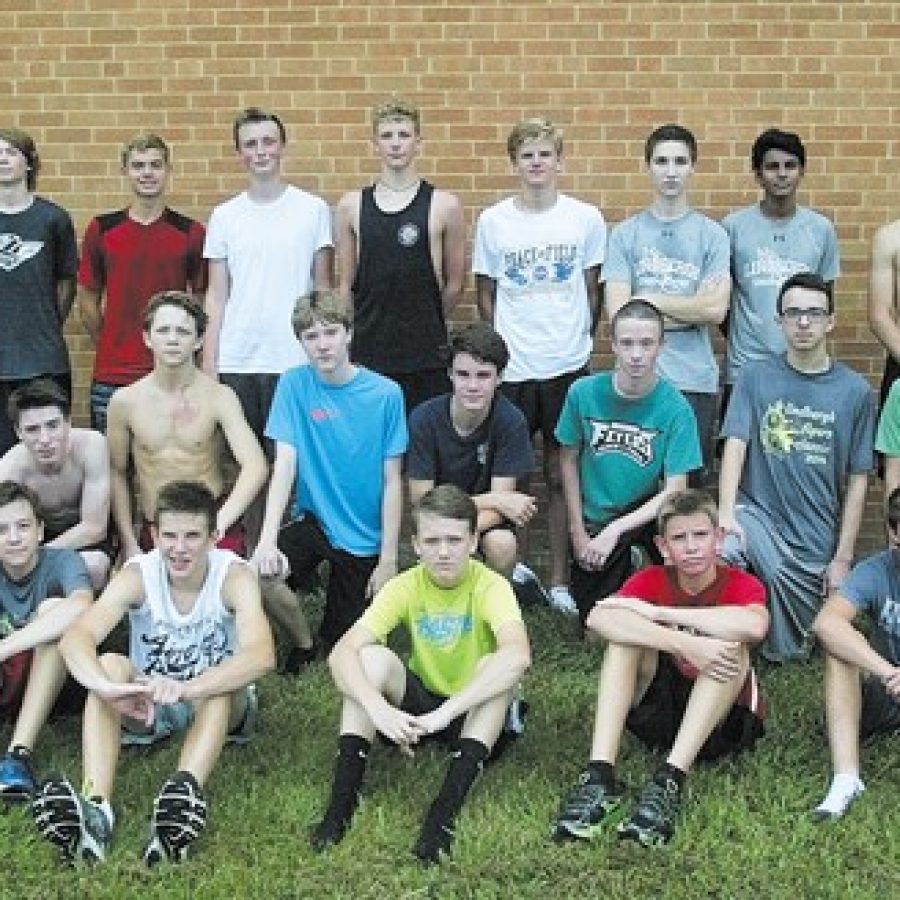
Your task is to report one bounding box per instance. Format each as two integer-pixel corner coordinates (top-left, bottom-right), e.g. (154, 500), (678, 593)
(106, 291), (267, 561)
(203, 107), (333, 450)
(310, 484), (531, 863)
(810, 488), (900, 820)
(555, 299), (702, 627)
(0, 128), (78, 456)
(32, 480), (275, 865)
(723, 128), (840, 402)
(604, 123), (730, 478)
(407, 322), (535, 577)
(0, 379), (111, 590)
(554, 489), (768, 847)
(253, 291), (406, 666)
(0, 481), (92, 799)
(335, 98), (466, 413)
(77, 133), (208, 432)
(868, 218), (900, 410)
(719, 272), (875, 662)
(473, 117), (607, 614)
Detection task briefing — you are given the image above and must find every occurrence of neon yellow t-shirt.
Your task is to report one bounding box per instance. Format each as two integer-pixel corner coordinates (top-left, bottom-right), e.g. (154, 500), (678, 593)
(359, 559), (523, 697)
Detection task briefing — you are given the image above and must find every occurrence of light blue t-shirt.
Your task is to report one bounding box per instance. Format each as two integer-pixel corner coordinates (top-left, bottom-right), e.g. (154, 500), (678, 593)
(839, 550), (900, 666)
(603, 209), (730, 394)
(265, 365), (407, 555)
(723, 204), (840, 384)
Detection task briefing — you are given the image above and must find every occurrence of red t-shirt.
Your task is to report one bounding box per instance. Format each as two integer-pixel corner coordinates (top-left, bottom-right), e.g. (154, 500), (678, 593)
(618, 565), (767, 714)
(79, 209), (208, 384)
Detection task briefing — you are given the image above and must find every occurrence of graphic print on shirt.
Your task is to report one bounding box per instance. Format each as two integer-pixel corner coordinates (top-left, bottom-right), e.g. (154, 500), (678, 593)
(416, 612), (474, 647)
(0, 234), (42, 271)
(588, 418), (659, 467)
(634, 246), (699, 294)
(741, 246), (810, 288)
(139, 620), (231, 680)
(503, 243), (576, 291)
(760, 399), (835, 464)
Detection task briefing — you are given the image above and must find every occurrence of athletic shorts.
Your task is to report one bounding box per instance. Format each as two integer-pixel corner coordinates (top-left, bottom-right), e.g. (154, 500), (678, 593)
(219, 372), (280, 461)
(860, 675), (900, 740)
(0, 650), (33, 713)
(625, 655), (765, 761)
(501, 367), (588, 441)
(277, 515), (378, 650)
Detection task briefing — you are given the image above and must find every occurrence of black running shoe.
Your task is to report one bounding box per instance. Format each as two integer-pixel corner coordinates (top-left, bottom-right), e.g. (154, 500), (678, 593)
(617, 774), (682, 847)
(553, 771), (627, 841)
(143, 774), (207, 866)
(32, 777), (112, 863)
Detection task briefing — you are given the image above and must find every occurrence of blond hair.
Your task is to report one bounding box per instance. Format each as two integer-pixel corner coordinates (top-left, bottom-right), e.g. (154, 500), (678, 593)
(506, 117), (563, 162)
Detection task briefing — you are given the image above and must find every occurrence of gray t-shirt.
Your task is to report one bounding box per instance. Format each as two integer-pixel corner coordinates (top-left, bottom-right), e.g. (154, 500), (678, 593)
(722, 354), (875, 563)
(603, 209), (730, 394)
(723, 204), (840, 384)
(0, 197), (78, 379)
(0, 547), (90, 630)
(839, 549), (900, 665)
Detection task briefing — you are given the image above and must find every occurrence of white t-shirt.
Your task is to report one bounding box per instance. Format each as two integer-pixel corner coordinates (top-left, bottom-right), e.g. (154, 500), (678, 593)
(128, 548), (241, 680)
(204, 185), (333, 373)
(472, 194), (607, 382)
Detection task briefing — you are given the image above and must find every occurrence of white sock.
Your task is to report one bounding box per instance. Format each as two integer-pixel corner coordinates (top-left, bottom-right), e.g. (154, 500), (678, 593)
(815, 773), (864, 817)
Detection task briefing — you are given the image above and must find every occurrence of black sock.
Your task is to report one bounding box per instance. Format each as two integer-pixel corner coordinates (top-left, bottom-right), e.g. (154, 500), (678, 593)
(324, 735), (371, 820)
(428, 738), (489, 826)
(657, 762), (686, 790)
(169, 770), (201, 793)
(586, 760), (616, 787)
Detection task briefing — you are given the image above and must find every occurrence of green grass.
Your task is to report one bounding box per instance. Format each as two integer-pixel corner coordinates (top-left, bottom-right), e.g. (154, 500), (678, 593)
(2, 603), (898, 900)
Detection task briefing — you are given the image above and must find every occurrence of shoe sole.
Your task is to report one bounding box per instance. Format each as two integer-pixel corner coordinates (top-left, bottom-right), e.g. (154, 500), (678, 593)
(33, 782), (107, 863)
(617, 821), (672, 847)
(553, 801), (628, 841)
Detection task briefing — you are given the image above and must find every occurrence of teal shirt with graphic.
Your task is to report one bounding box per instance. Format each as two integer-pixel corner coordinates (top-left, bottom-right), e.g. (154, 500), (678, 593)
(603, 209), (730, 394)
(554, 373), (702, 528)
(359, 559), (522, 697)
(723, 204), (840, 384)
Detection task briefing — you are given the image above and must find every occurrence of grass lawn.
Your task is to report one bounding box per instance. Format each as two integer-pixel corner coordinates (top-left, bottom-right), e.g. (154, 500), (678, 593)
(2, 602), (897, 899)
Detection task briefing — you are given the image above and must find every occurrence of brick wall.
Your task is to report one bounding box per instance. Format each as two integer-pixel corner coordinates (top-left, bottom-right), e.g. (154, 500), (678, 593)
(4, 0), (898, 550)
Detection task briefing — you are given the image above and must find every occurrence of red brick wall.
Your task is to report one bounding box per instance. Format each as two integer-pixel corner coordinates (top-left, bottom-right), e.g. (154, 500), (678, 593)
(5, 0), (898, 548)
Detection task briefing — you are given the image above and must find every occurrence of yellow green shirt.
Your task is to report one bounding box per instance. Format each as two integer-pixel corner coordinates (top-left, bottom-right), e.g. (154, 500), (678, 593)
(359, 559), (523, 697)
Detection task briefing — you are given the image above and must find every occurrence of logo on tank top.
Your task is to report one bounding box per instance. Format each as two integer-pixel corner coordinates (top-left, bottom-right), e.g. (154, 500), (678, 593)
(397, 222), (420, 247)
(588, 419), (658, 466)
(0, 234), (43, 271)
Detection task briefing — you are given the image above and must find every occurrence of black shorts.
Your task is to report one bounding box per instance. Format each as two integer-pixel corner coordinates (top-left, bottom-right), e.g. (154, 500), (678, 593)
(626, 655), (765, 762)
(860, 675), (900, 740)
(44, 523), (117, 562)
(400, 668), (465, 746)
(389, 369), (451, 418)
(277, 515), (378, 650)
(220, 372), (280, 461)
(501, 367), (587, 442)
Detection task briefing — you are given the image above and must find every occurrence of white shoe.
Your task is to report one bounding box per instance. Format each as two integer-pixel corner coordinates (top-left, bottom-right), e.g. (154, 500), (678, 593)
(812, 774), (864, 820)
(549, 586), (578, 617)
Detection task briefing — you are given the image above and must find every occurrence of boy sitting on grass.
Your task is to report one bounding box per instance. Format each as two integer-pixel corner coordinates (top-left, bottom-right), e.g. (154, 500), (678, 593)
(554, 489), (769, 846)
(310, 484), (531, 864)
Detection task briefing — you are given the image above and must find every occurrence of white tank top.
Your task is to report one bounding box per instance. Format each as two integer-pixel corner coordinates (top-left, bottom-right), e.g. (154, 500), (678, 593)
(128, 548), (240, 680)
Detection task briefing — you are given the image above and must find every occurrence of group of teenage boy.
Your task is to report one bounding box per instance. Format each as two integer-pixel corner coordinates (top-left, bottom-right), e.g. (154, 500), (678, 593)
(0, 99), (897, 865)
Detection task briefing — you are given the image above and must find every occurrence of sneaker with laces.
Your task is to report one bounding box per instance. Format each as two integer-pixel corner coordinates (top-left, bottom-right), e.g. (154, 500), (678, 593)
(32, 777), (113, 863)
(0, 750), (36, 800)
(553, 771), (627, 840)
(548, 585), (579, 617)
(143, 773), (208, 866)
(510, 563), (551, 608)
(617, 774), (682, 847)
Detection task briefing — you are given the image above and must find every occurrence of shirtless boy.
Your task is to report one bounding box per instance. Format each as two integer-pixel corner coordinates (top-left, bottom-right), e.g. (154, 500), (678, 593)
(0, 379), (111, 589)
(335, 98), (466, 413)
(868, 218), (900, 410)
(106, 291), (267, 560)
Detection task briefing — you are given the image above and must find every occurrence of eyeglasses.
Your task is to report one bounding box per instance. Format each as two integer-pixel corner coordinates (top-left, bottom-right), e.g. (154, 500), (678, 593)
(780, 307), (830, 322)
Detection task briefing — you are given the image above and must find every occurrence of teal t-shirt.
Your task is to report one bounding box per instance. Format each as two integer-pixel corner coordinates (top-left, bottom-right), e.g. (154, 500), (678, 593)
(554, 373), (701, 527)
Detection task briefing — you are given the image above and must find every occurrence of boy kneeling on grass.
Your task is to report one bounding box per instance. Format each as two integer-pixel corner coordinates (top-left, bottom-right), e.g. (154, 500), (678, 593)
(554, 488), (769, 846)
(32, 480), (274, 865)
(310, 484), (531, 864)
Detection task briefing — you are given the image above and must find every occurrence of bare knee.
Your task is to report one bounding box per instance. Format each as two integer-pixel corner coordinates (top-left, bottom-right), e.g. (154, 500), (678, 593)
(83, 552), (111, 592)
(480, 529), (518, 576)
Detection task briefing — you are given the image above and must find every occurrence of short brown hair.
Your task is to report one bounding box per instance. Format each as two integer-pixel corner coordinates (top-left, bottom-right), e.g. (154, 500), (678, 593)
(0, 127), (39, 190)
(154, 480), (217, 534)
(657, 489), (718, 534)
(0, 480), (43, 523)
(143, 290), (208, 336)
(232, 107), (286, 150)
(120, 133), (170, 168)
(372, 98), (421, 135)
(413, 484), (477, 534)
(611, 298), (664, 340)
(8, 378), (70, 426)
(292, 291), (352, 337)
(506, 118), (563, 163)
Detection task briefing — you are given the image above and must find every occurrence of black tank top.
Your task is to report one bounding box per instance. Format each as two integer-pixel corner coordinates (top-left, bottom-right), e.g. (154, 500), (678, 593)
(351, 181), (446, 374)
